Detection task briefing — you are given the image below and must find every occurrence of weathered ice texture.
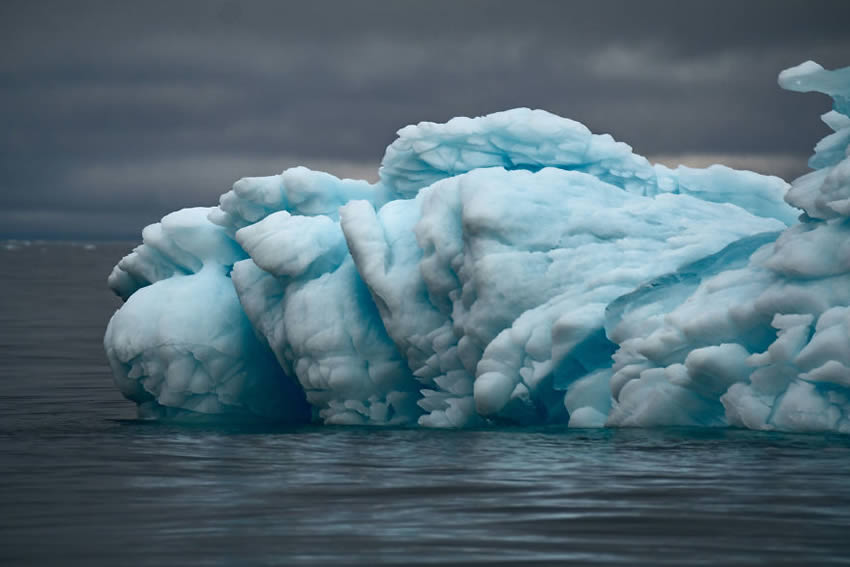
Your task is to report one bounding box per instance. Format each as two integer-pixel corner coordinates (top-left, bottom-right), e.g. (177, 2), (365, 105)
(104, 61), (850, 433)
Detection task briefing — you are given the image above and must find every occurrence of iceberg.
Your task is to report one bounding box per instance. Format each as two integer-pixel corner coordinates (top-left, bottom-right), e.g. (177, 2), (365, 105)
(104, 61), (850, 433)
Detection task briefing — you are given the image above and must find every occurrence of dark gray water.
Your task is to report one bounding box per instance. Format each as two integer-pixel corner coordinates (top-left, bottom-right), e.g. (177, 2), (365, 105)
(2, 242), (850, 566)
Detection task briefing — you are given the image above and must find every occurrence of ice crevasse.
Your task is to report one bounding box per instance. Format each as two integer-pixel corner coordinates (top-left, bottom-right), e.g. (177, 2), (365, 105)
(104, 61), (850, 433)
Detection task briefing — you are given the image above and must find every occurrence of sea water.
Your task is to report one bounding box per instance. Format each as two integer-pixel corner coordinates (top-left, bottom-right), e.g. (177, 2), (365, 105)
(1, 242), (849, 566)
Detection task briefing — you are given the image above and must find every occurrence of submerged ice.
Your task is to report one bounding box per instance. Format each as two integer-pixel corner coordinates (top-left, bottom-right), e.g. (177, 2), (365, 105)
(105, 61), (850, 433)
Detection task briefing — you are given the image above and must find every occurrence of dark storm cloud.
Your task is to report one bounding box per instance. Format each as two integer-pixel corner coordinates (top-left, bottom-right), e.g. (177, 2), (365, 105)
(1, 0), (849, 239)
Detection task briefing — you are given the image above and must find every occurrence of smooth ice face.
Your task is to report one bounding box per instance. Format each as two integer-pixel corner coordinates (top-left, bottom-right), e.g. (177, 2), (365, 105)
(104, 61), (850, 433)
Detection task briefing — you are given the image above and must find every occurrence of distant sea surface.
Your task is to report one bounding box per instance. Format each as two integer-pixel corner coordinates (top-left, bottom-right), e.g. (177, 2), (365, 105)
(2, 241), (850, 566)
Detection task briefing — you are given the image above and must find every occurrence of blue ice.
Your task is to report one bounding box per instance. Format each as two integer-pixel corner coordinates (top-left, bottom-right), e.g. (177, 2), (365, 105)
(104, 61), (850, 433)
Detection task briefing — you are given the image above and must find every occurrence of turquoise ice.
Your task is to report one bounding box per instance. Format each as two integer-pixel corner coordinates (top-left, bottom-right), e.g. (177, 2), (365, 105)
(600, 62), (850, 433)
(104, 62), (850, 433)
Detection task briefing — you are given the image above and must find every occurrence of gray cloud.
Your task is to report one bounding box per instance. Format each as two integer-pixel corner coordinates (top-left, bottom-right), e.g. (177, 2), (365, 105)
(1, 0), (848, 239)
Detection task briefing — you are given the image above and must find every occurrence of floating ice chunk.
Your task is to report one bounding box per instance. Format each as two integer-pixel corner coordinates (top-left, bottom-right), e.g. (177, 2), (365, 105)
(104, 60), (850, 433)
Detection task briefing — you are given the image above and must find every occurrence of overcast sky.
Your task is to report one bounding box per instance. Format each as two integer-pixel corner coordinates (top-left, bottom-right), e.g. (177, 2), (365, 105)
(1, 0), (849, 239)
